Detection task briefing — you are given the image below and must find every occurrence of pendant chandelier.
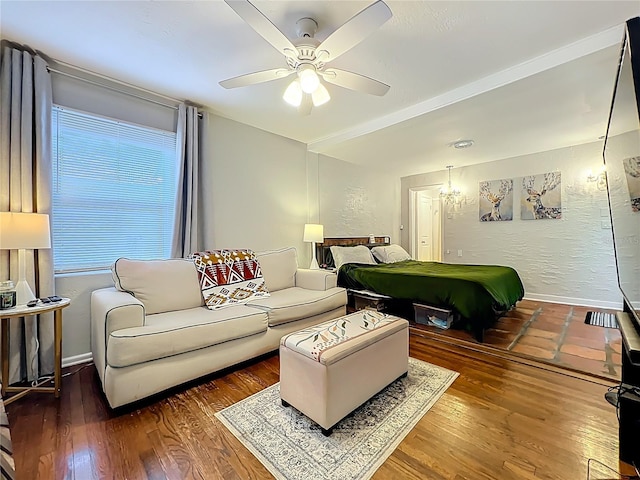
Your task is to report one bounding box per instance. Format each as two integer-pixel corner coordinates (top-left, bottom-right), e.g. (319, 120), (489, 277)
(440, 165), (462, 206)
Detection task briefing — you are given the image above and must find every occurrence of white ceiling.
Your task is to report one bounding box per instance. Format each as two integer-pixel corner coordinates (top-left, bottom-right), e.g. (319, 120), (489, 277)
(1, 1), (639, 176)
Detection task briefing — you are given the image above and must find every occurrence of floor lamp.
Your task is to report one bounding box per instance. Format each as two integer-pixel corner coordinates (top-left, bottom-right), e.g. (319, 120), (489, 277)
(0, 212), (52, 305)
(303, 224), (324, 270)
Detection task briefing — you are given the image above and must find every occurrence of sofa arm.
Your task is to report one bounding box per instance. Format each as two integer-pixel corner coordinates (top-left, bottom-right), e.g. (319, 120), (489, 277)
(91, 287), (145, 379)
(295, 269), (338, 291)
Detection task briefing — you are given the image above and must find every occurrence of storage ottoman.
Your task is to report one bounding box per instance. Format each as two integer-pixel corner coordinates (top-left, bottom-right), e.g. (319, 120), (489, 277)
(279, 310), (409, 435)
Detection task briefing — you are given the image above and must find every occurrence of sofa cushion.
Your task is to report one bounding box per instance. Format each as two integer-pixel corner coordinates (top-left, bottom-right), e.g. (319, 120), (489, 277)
(246, 287), (347, 327)
(191, 249), (270, 309)
(112, 258), (203, 315)
(255, 247), (298, 292)
(107, 305), (268, 368)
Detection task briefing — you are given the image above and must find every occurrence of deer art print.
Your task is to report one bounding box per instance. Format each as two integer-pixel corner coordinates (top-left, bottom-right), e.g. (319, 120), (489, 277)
(522, 172), (562, 220)
(479, 179), (513, 221)
(623, 156), (640, 212)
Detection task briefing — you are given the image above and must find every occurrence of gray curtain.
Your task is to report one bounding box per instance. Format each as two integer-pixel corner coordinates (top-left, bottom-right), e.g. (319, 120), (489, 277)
(0, 43), (55, 384)
(171, 103), (201, 258)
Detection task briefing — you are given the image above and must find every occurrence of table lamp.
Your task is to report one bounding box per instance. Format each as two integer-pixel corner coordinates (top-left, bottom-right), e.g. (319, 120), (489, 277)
(303, 223), (323, 270)
(0, 212), (51, 305)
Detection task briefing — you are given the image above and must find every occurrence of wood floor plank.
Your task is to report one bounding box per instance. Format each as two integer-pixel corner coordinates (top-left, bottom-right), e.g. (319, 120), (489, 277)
(80, 368), (115, 480)
(5, 333), (635, 480)
(68, 369), (99, 480)
(15, 404), (45, 480)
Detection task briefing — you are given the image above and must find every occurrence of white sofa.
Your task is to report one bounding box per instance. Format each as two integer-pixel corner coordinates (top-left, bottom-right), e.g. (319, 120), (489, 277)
(91, 247), (347, 408)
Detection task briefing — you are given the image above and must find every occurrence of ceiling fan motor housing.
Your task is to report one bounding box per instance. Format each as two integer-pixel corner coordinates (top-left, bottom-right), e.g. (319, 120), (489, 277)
(287, 18), (323, 71)
(296, 17), (318, 38)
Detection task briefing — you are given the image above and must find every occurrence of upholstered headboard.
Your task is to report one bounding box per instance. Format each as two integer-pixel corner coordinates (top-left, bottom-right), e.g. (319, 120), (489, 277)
(317, 236), (390, 268)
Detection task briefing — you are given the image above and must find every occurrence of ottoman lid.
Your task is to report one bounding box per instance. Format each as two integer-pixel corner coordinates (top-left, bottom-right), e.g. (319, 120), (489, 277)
(281, 310), (408, 366)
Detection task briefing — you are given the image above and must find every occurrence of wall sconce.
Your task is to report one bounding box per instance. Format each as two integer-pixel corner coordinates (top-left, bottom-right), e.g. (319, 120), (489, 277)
(440, 165), (463, 207)
(587, 166), (607, 191)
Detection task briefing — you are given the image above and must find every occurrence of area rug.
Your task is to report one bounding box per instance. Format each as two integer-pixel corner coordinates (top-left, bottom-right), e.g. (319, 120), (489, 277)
(215, 357), (458, 480)
(585, 311), (618, 329)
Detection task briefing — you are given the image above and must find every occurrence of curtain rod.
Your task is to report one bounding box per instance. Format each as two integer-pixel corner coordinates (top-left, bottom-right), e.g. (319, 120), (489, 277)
(47, 66), (203, 118)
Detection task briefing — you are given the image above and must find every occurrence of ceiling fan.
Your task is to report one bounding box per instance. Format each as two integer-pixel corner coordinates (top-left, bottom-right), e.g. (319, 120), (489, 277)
(220, 0), (392, 115)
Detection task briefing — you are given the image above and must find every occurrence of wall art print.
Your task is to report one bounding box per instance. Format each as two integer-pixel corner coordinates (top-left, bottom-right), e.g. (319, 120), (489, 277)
(479, 179), (513, 221)
(623, 156), (640, 212)
(521, 172), (562, 220)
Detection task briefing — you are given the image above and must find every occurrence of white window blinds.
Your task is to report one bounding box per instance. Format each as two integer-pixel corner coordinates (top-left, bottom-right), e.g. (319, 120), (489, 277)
(52, 106), (178, 273)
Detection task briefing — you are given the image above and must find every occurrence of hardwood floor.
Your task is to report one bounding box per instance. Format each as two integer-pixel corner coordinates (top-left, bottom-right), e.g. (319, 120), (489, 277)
(6, 333), (637, 480)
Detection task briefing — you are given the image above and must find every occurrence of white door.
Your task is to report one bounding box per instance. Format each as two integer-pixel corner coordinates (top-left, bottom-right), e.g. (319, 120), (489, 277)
(410, 189), (442, 262)
(417, 193), (433, 261)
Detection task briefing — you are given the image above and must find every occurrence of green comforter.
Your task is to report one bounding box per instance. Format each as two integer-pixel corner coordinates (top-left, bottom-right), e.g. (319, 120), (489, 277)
(338, 260), (525, 328)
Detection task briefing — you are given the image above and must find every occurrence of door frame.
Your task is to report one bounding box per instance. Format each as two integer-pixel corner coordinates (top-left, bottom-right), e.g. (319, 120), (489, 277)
(409, 185), (444, 261)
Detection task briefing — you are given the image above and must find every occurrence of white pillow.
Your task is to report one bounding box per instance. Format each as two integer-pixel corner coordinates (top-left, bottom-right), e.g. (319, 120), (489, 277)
(330, 245), (376, 270)
(371, 244), (411, 263)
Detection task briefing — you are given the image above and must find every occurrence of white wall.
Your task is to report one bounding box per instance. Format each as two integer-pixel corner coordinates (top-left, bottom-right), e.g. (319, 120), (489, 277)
(200, 113), (310, 261)
(55, 272), (112, 363)
(401, 141), (621, 308)
(316, 153), (400, 242)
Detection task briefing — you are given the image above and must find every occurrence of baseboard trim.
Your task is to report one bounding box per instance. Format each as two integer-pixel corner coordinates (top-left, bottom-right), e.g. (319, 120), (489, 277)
(62, 352), (93, 368)
(523, 293), (622, 310)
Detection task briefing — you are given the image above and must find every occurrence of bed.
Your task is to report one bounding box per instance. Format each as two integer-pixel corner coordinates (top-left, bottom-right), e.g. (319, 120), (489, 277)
(318, 238), (525, 342)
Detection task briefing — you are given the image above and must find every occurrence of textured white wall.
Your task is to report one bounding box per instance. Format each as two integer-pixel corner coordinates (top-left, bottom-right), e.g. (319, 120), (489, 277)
(316, 154), (400, 242)
(401, 141), (621, 308)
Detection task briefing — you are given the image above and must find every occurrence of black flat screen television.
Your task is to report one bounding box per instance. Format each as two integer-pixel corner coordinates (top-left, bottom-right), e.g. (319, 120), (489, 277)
(604, 16), (640, 370)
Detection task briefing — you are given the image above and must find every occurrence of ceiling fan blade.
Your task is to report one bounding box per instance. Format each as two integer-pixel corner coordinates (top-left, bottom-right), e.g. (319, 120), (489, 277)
(224, 0), (298, 59)
(316, 0), (392, 63)
(320, 69), (389, 96)
(219, 68), (294, 89)
(298, 94), (312, 116)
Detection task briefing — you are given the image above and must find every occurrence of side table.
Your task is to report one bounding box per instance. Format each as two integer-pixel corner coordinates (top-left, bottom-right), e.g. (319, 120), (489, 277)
(0, 298), (70, 405)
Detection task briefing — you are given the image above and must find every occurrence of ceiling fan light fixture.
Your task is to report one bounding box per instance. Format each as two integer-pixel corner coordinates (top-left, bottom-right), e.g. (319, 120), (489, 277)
(298, 64), (320, 93)
(283, 79), (303, 107)
(311, 83), (330, 107)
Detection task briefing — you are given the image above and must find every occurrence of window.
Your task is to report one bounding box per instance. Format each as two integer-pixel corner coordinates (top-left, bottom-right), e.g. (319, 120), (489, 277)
(52, 106), (178, 273)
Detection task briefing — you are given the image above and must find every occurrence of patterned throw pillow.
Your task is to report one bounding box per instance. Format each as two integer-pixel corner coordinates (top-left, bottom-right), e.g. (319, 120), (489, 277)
(190, 249), (270, 310)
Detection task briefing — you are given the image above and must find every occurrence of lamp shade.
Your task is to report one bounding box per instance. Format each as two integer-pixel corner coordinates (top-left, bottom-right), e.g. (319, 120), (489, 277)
(303, 224), (324, 243)
(0, 212), (51, 250)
